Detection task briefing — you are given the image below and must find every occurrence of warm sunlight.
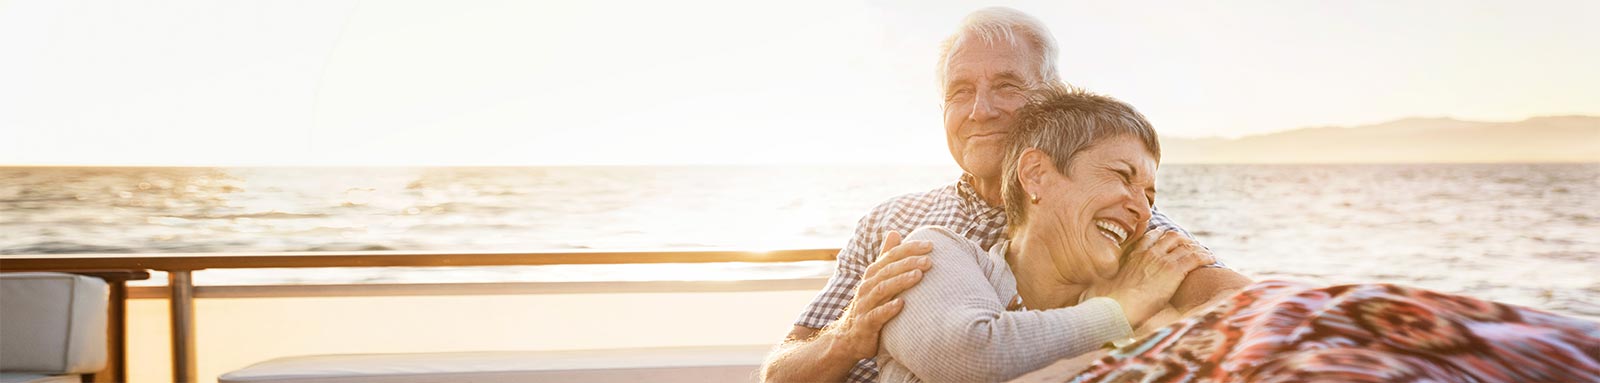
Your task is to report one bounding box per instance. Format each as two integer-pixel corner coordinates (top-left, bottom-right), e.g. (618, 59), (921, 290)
(3, 1), (1597, 166)
(2, 2), (1596, 383)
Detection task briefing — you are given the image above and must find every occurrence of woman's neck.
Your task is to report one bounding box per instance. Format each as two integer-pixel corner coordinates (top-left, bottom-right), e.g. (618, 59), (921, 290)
(1004, 232), (1093, 310)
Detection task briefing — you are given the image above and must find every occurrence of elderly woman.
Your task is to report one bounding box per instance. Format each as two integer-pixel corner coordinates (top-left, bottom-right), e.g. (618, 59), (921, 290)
(875, 87), (1248, 382)
(877, 88), (1600, 382)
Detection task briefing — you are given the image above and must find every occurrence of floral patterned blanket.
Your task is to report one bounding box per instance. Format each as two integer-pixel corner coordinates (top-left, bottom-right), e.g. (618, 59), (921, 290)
(1067, 280), (1600, 382)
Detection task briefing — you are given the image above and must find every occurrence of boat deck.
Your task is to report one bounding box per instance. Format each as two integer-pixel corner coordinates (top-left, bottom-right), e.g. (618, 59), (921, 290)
(1, 249), (837, 383)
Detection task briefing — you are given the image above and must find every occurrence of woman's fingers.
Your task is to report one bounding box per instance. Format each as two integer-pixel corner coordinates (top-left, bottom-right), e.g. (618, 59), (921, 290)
(1106, 230), (1215, 327)
(1181, 244), (1215, 269)
(1122, 229), (1168, 270)
(1160, 241), (1213, 276)
(1129, 230), (1191, 273)
(1133, 229), (1166, 253)
(1151, 230), (1186, 254)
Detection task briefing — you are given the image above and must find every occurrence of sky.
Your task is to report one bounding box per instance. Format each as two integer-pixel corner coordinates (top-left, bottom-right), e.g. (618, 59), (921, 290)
(2, 0), (1597, 166)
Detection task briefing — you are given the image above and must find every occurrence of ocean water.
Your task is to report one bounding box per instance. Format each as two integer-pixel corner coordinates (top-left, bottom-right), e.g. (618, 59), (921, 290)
(2, 164), (1597, 320)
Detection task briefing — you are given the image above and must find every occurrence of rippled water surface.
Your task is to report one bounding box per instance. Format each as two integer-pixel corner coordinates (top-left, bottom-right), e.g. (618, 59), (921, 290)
(2, 164), (1596, 320)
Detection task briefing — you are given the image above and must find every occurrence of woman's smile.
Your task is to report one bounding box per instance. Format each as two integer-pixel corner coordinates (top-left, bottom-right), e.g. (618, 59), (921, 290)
(1093, 219), (1128, 246)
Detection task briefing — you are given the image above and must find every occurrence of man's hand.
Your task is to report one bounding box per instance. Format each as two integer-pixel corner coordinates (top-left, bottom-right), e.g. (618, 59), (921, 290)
(1089, 229), (1214, 328)
(762, 231), (933, 382)
(825, 230), (934, 361)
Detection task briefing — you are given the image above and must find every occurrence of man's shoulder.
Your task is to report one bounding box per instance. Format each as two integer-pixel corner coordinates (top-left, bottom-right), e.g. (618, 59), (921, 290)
(858, 182), (962, 227)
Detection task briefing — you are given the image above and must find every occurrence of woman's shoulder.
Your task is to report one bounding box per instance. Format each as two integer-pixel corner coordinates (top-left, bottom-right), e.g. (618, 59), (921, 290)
(905, 226), (996, 268)
(905, 226), (982, 250)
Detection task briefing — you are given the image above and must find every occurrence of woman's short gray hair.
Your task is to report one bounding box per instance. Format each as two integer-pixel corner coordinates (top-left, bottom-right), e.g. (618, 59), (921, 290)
(1000, 86), (1161, 234)
(936, 7), (1061, 94)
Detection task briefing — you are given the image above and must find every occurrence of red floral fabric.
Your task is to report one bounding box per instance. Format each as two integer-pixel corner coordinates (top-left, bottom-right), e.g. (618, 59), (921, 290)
(1068, 280), (1600, 382)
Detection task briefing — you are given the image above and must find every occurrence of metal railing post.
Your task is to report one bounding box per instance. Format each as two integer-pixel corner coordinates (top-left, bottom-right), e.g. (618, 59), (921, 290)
(168, 270), (198, 383)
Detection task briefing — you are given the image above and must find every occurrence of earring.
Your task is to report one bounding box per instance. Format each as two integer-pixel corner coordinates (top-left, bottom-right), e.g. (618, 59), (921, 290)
(1030, 194), (1040, 204)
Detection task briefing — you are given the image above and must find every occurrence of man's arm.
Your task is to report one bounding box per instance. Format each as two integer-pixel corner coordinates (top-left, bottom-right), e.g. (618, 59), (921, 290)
(1148, 207), (1250, 310)
(760, 231), (933, 383)
(762, 325), (873, 383)
(1171, 266), (1251, 314)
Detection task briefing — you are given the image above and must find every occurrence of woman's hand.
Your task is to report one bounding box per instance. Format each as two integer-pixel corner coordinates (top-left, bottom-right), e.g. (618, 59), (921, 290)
(1088, 229), (1214, 328)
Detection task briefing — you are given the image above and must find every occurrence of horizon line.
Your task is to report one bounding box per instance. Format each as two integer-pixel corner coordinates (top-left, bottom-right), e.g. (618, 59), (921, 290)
(5, 160), (1597, 168)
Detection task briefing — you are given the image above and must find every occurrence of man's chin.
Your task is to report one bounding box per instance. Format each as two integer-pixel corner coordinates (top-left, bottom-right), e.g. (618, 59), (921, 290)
(959, 156), (1004, 181)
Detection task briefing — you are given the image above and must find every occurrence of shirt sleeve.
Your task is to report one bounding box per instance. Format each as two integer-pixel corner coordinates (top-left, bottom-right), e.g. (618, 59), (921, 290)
(879, 227), (1134, 382)
(794, 205), (883, 329)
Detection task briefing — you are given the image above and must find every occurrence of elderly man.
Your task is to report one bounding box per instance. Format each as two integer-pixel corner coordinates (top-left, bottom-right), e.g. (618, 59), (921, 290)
(760, 7), (1248, 383)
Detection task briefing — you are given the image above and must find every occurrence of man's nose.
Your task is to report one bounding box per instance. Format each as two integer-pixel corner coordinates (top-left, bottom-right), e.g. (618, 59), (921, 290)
(969, 88), (1001, 122)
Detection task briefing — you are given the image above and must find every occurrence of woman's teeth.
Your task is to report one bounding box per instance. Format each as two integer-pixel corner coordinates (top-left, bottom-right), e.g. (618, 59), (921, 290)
(1095, 220), (1128, 244)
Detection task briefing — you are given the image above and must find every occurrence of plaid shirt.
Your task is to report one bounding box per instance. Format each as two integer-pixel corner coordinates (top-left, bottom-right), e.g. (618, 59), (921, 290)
(795, 174), (1211, 383)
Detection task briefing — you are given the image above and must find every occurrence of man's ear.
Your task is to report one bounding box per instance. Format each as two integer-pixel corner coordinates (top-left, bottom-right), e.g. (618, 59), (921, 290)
(1017, 148), (1054, 199)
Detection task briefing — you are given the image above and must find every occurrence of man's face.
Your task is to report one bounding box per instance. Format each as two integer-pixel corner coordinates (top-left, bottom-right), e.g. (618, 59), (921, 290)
(942, 34), (1044, 182)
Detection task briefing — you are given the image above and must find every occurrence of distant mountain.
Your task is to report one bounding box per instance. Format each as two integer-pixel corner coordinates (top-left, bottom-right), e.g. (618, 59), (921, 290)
(1161, 116), (1600, 164)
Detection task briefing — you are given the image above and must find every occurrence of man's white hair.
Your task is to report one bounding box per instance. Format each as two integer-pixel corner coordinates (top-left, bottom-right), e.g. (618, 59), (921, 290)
(936, 7), (1061, 95)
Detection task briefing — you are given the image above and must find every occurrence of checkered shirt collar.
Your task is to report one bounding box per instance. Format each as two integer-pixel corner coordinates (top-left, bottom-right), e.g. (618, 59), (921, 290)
(956, 173), (1006, 222)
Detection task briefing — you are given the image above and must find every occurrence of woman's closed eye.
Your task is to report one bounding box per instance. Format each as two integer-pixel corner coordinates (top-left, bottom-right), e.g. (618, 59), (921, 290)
(1113, 166), (1156, 206)
(1113, 167), (1136, 186)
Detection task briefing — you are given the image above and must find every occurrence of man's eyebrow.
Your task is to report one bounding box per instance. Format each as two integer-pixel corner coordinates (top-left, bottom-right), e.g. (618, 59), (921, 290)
(993, 70), (1026, 84)
(944, 74), (974, 91)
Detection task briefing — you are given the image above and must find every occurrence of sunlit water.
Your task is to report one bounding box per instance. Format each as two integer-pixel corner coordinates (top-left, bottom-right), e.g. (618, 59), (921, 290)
(2, 164), (1597, 320)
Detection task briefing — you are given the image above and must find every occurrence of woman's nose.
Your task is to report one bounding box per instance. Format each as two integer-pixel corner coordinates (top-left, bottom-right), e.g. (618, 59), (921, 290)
(1125, 189), (1152, 223)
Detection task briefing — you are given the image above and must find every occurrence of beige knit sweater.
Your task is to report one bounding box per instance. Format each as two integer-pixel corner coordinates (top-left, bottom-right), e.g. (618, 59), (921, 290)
(876, 226), (1133, 383)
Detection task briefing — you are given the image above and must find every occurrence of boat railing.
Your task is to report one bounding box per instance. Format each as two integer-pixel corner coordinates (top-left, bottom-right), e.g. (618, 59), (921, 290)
(0, 248), (839, 383)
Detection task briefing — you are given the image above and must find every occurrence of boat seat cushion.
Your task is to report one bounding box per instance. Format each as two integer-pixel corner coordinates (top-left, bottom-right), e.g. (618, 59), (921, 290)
(0, 372), (83, 383)
(219, 345), (770, 383)
(0, 272), (108, 375)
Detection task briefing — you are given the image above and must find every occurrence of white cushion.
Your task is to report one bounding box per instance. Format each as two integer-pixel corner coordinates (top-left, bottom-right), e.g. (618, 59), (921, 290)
(0, 272), (108, 374)
(0, 372), (81, 383)
(219, 345), (770, 383)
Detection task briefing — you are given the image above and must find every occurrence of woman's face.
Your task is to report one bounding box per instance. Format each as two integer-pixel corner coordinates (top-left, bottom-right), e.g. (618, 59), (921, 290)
(1024, 135), (1158, 281)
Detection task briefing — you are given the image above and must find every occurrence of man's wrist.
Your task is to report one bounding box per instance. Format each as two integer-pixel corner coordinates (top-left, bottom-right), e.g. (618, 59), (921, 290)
(818, 325), (870, 366)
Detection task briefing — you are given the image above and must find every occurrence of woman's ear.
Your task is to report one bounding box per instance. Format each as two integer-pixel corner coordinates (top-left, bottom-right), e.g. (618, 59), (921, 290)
(1018, 148), (1053, 201)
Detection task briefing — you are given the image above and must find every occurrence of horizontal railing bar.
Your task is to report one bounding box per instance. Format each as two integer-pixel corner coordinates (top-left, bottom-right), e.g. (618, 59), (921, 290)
(126, 278), (831, 298)
(0, 248), (839, 271)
